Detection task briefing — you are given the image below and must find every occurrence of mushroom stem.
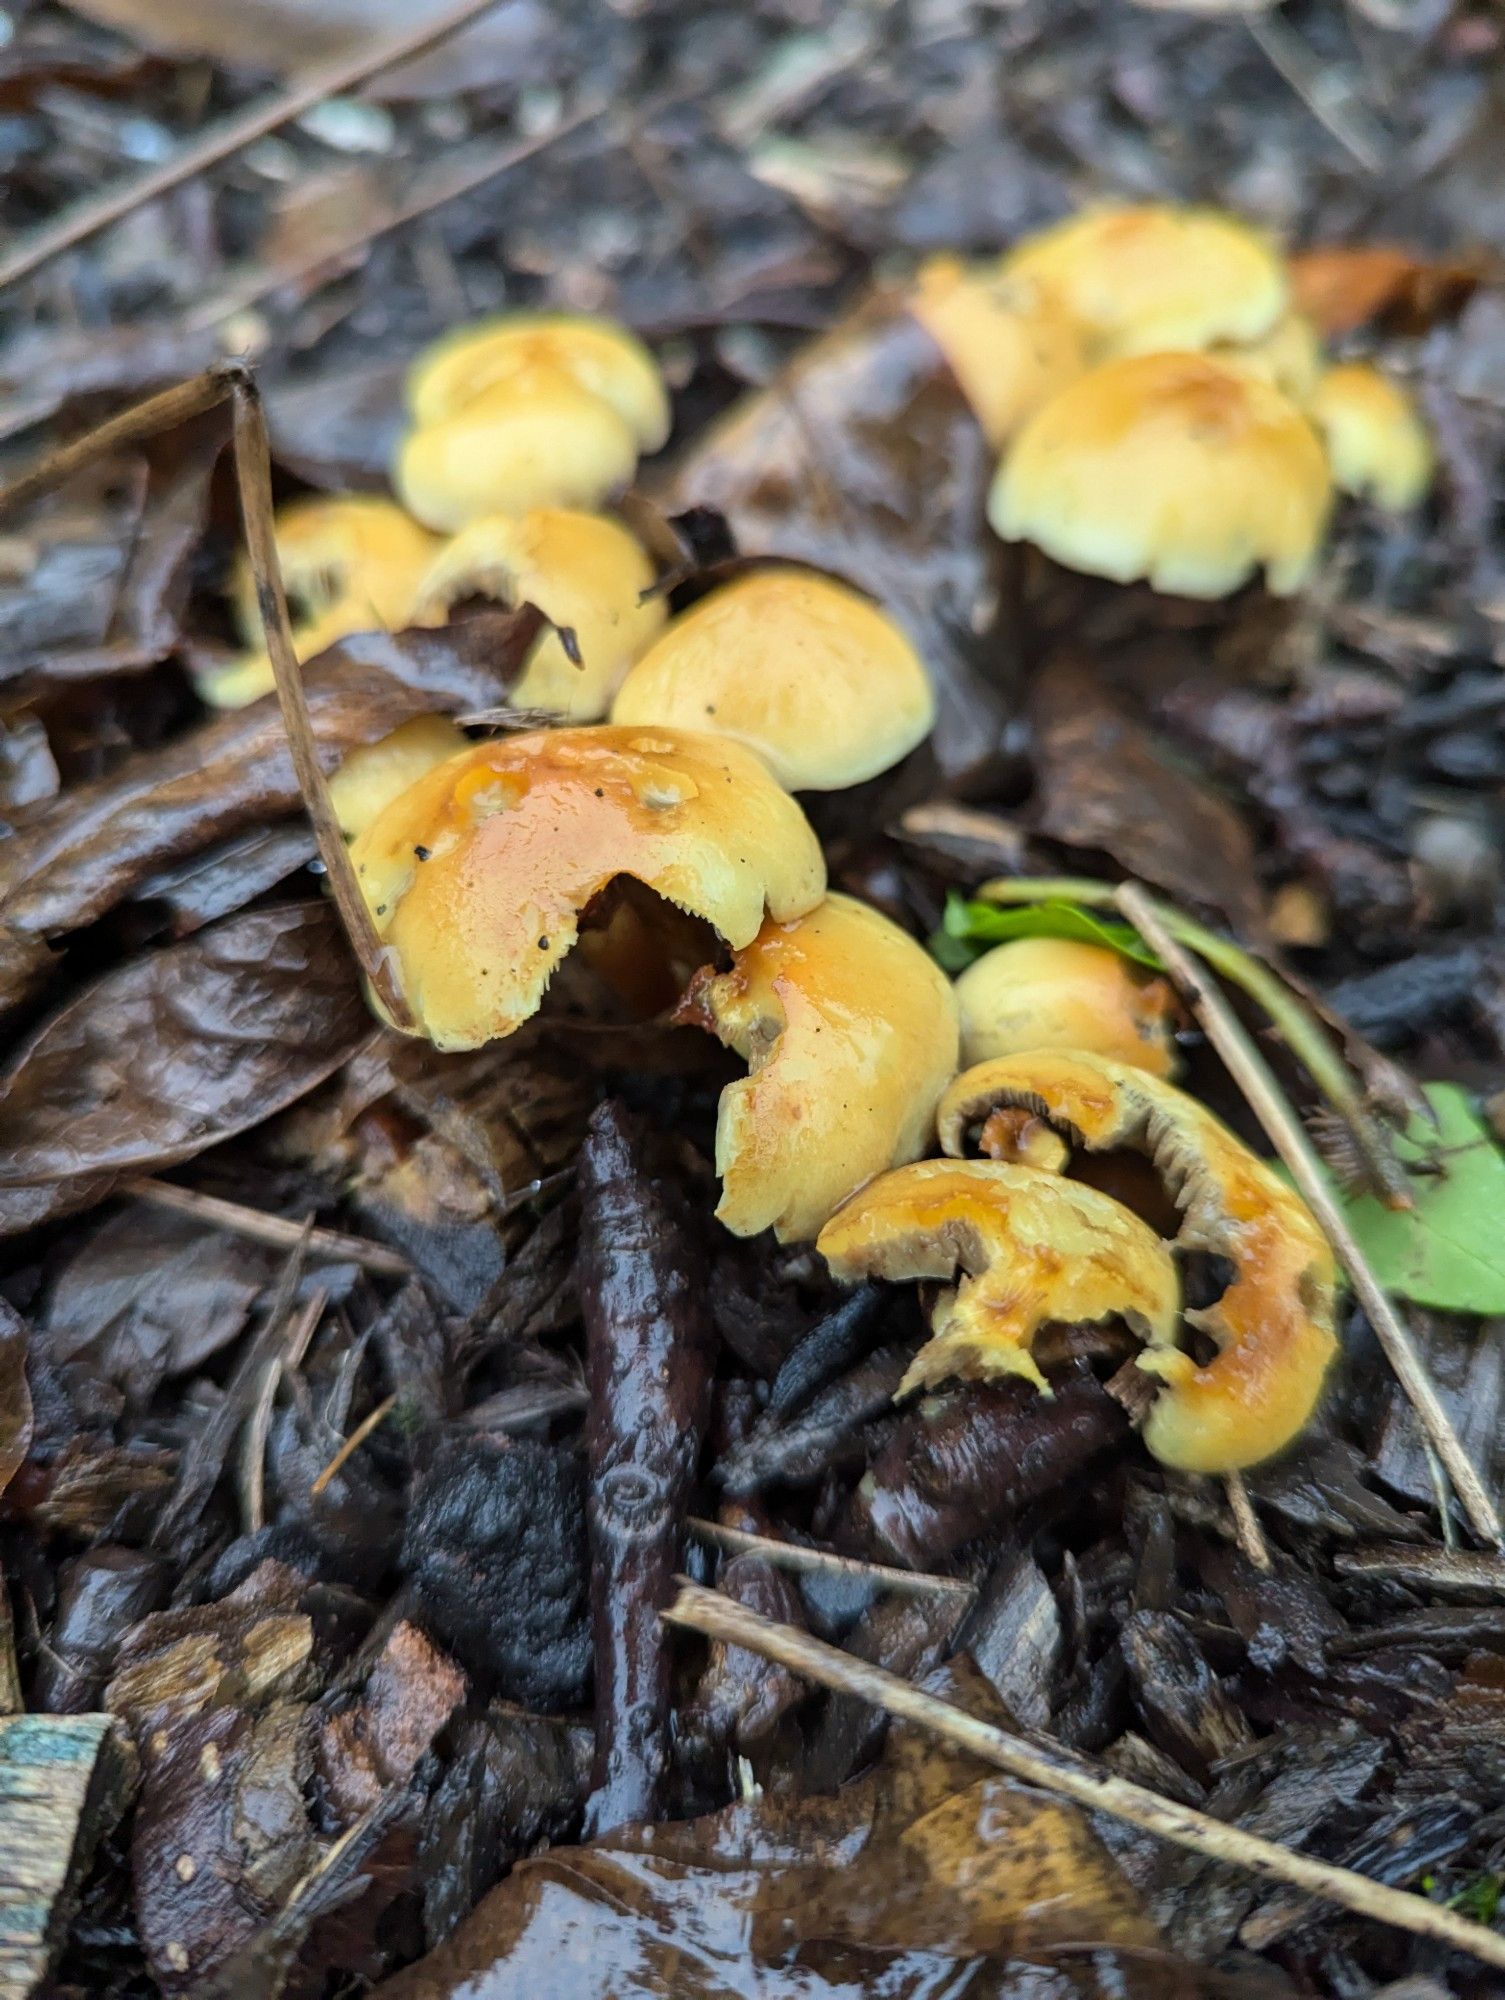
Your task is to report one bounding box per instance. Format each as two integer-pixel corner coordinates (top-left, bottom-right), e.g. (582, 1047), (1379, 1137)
(229, 377), (417, 1033)
(1117, 880), (1503, 1553)
(974, 873), (1410, 1209)
(663, 1580), (1505, 1972)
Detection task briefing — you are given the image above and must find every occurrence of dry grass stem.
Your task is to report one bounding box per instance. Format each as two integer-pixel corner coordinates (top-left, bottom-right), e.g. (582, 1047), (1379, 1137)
(126, 1177), (411, 1276)
(687, 1519), (977, 1601)
(1223, 1470), (1273, 1572)
(310, 1394), (397, 1499)
(239, 1287), (328, 1535)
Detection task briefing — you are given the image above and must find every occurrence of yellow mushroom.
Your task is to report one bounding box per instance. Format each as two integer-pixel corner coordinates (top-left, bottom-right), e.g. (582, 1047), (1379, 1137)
(1307, 362), (1433, 511)
(817, 1157), (1180, 1397)
(328, 714), (471, 840)
(1001, 203), (1287, 358)
(1213, 312), (1326, 405)
(675, 892), (959, 1243)
(413, 509), (667, 720)
(348, 725), (825, 1052)
(200, 496), (439, 709)
(954, 936), (1180, 1077)
(989, 352), (1332, 599)
(909, 256), (1089, 447)
(611, 567), (935, 791)
(937, 1050), (1338, 1472)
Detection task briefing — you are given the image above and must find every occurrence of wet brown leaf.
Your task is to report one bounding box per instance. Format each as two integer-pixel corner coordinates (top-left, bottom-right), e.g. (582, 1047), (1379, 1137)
(0, 902), (369, 1234)
(1290, 246), (1482, 339)
(377, 1663), (1163, 2000)
(316, 1622), (467, 1823)
(0, 1299), (32, 1500)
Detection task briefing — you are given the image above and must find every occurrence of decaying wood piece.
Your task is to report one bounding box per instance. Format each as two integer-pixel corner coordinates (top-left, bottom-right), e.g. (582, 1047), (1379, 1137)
(0, 1713), (136, 1999)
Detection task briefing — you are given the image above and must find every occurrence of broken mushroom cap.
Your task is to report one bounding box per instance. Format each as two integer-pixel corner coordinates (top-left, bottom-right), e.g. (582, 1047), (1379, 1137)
(676, 892), (960, 1244)
(954, 936), (1180, 1077)
(1001, 203), (1287, 357)
(348, 724), (825, 1052)
(405, 312), (670, 450)
(909, 255), (1089, 447)
(610, 567), (935, 792)
(202, 496), (439, 709)
(817, 1157), (1179, 1397)
(394, 362), (642, 532)
(1307, 362), (1433, 512)
(328, 714), (471, 840)
(937, 1049), (1338, 1472)
(989, 352), (1332, 599)
(413, 509), (667, 720)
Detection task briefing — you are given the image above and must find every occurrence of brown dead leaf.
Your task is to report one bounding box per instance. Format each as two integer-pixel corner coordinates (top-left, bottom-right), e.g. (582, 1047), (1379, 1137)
(1290, 246), (1481, 339)
(0, 902), (369, 1234)
(0, 1300), (32, 1500)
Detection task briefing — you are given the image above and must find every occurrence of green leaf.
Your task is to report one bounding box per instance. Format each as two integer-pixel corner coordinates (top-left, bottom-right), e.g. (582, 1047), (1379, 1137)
(1333, 1082), (1505, 1315)
(935, 894), (1164, 972)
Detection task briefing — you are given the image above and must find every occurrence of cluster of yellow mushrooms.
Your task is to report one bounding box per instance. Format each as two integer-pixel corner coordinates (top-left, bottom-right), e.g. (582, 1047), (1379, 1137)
(210, 203), (1420, 1476)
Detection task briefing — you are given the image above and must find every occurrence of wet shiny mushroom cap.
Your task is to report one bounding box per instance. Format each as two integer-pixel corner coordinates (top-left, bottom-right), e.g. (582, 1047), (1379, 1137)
(954, 936), (1179, 1076)
(348, 724), (825, 1052)
(328, 715), (471, 840)
(677, 891), (959, 1243)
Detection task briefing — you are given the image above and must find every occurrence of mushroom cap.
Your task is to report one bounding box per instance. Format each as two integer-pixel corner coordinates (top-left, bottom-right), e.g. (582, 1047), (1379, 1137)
(678, 892), (960, 1243)
(909, 256), (1089, 446)
(394, 362), (641, 531)
(1001, 204), (1287, 357)
(1213, 312), (1325, 405)
(405, 312), (670, 450)
(610, 567), (936, 792)
(817, 1156), (1179, 1396)
(328, 714), (471, 840)
(954, 936), (1179, 1076)
(348, 725), (825, 1052)
(938, 1050), (1338, 1472)
(989, 352), (1332, 599)
(1307, 362), (1433, 511)
(413, 509), (667, 720)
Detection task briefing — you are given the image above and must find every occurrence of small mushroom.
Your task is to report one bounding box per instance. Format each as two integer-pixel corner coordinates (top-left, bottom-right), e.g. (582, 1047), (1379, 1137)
(1307, 362), (1433, 512)
(989, 352), (1332, 599)
(348, 724), (825, 1051)
(394, 314), (670, 530)
(816, 1158), (1180, 1396)
(202, 495), (439, 708)
(675, 892), (959, 1242)
(1000, 203), (1287, 358)
(328, 715), (470, 839)
(610, 567), (935, 791)
(937, 1050), (1338, 1472)
(1212, 312), (1325, 405)
(954, 936), (1180, 1076)
(909, 256), (1089, 446)
(413, 509), (667, 719)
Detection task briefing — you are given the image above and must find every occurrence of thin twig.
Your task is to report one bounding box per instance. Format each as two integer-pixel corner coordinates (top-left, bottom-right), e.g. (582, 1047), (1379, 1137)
(240, 1287), (327, 1534)
(0, 0), (509, 294)
(1334, 1545), (1505, 1601)
(1117, 882), (1503, 1552)
(310, 1394), (397, 1498)
(687, 1519), (976, 1602)
(125, 1177), (411, 1276)
(1223, 1471), (1273, 1573)
(229, 372), (416, 1031)
(663, 1581), (1505, 1971)
(1245, 12), (1388, 175)
(975, 875), (1410, 1208)
(0, 365), (234, 519)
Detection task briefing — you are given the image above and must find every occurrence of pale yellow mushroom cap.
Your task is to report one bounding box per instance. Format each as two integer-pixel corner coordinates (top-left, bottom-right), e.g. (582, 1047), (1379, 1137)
(1213, 312), (1326, 405)
(909, 255), (1089, 446)
(394, 362), (641, 531)
(954, 936), (1179, 1076)
(405, 312), (670, 450)
(328, 714), (471, 840)
(1307, 362), (1433, 512)
(611, 567), (935, 792)
(989, 352), (1333, 599)
(412, 509), (667, 721)
(677, 892), (960, 1243)
(348, 725), (825, 1052)
(1001, 204), (1287, 357)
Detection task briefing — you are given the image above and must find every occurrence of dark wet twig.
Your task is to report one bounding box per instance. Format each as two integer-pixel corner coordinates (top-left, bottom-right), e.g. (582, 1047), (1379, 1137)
(1118, 881), (1504, 1553)
(687, 1520), (975, 1603)
(0, 0), (511, 294)
(663, 1580), (1505, 1972)
(578, 1102), (714, 1835)
(0, 365), (234, 519)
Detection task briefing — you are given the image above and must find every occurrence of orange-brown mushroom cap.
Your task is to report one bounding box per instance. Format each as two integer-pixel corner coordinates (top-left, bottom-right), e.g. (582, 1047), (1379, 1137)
(677, 892), (959, 1243)
(817, 1157), (1179, 1397)
(348, 725), (826, 1052)
(954, 936), (1179, 1076)
(989, 352), (1332, 599)
(937, 1050), (1338, 1472)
